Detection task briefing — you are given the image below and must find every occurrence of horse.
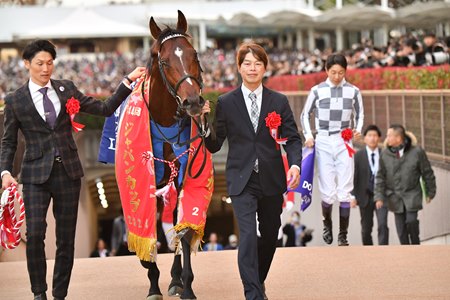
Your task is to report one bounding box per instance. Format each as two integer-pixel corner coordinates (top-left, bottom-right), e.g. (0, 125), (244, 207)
(139, 10), (208, 300)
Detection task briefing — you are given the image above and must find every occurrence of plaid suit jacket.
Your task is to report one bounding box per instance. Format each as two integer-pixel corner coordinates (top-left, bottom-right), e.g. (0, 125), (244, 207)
(0, 79), (131, 184)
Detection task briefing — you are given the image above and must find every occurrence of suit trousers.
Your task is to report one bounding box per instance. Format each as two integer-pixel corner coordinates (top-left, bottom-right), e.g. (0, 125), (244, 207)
(231, 171), (283, 300)
(359, 197), (389, 245)
(394, 209), (420, 245)
(22, 160), (81, 298)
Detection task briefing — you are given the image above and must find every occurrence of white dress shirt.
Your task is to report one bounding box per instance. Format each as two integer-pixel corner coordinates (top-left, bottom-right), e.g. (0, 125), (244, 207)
(366, 146), (379, 175)
(29, 79), (61, 120)
(241, 83), (263, 118)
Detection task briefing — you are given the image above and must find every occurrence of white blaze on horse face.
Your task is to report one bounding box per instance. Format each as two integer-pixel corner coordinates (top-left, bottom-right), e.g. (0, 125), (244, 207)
(174, 47), (193, 85)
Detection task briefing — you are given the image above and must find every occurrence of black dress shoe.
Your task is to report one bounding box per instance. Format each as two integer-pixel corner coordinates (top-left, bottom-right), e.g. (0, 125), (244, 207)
(33, 294), (47, 300)
(53, 298), (65, 300)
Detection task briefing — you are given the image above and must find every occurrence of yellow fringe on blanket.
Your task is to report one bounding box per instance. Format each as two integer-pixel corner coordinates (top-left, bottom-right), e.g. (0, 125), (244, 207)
(172, 222), (205, 253)
(127, 232), (158, 262)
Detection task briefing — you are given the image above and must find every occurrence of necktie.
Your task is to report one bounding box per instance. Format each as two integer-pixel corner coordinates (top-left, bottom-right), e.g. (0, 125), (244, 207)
(38, 87), (57, 128)
(368, 152), (376, 194)
(249, 92), (259, 172)
(249, 92), (259, 132)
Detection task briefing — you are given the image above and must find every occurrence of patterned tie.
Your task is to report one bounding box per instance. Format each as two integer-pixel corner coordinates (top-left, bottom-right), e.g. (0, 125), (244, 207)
(368, 153), (376, 194)
(249, 92), (259, 172)
(249, 92), (259, 132)
(38, 87), (57, 128)
(371, 153), (375, 168)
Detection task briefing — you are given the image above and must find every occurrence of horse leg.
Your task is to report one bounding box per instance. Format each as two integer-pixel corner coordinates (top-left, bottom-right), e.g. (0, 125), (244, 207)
(168, 253), (184, 297)
(140, 260), (163, 300)
(180, 229), (196, 300)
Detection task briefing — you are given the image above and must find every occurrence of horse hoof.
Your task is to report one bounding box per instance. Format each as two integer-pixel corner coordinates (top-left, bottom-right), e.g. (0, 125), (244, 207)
(147, 295), (163, 300)
(168, 285), (183, 297)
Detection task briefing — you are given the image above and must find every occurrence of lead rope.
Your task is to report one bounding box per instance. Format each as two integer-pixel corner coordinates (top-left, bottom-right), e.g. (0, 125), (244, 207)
(0, 184), (25, 249)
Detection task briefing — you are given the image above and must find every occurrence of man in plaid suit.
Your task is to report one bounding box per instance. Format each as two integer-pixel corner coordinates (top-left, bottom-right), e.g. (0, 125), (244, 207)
(0, 40), (145, 300)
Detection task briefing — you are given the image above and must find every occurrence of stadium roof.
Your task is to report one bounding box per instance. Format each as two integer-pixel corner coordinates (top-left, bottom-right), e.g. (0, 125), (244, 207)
(15, 7), (148, 40)
(0, 1), (448, 43)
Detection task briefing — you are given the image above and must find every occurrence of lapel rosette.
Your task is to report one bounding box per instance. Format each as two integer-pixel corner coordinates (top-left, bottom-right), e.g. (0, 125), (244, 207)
(341, 128), (356, 157)
(65, 97), (85, 132)
(265, 111), (287, 150)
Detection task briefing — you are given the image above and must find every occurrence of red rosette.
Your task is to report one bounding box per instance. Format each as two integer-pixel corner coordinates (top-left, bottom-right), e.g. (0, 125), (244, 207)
(66, 97), (80, 115)
(265, 111), (282, 129)
(65, 97), (85, 132)
(265, 111), (287, 150)
(341, 128), (356, 157)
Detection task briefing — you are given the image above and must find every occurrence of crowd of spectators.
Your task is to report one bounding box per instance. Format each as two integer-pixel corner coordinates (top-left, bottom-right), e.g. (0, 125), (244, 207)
(0, 33), (448, 99)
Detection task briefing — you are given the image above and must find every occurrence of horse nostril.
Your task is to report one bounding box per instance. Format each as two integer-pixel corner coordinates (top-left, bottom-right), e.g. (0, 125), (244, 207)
(182, 99), (191, 108)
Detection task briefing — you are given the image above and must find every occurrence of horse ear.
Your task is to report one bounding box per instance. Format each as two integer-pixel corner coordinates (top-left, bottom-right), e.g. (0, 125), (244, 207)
(149, 16), (162, 39)
(176, 10), (188, 34)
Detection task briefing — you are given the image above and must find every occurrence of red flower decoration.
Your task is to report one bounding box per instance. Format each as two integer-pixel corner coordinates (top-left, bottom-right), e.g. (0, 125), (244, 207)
(65, 97), (84, 132)
(66, 97), (81, 115)
(265, 111), (287, 150)
(341, 128), (356, 157)
(265, 111), (282, 129)
(341, 128), (353, 142)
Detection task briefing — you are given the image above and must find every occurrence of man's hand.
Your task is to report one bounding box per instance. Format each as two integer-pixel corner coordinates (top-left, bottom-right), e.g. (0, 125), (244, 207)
(305, 137), (315, 148)
(2, 173), (17, 190)
(375, 200), (384, 210)
(127, 67), (147, 81)
(350, 199), (358, 208)
(353, 129), (362, 141)
(287, 167), (300, 190)
(201, 100), (211, 124)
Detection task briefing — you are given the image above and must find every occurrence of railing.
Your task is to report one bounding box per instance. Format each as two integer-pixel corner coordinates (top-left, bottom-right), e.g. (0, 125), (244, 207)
(285, 89), (450, 163)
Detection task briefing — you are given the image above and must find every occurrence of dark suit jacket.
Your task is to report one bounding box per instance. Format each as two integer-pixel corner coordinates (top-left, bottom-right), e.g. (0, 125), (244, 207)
(353, 147), (380, 208)
(0, 79), (131, 184)
(205, 86), (302, 196)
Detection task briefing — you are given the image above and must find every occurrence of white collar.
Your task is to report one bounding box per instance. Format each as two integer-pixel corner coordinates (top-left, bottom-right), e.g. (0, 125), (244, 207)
(326, 78), (346, 88)
(241, 83), (263, 99)
(29, 79), (52, 93)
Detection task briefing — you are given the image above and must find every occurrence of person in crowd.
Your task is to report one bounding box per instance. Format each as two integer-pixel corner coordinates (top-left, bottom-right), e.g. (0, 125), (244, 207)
(351, 125), (389, 245)
(375, 124), (436, 245)
(204, 232), (224, 251)
(301, 53), (364, 247)
(202, 41), (302, 300)
(111, 214), (133, 256)
(90, 239), (110, 258)
(0, 39), (145, 300)
(282, 211), (313, 247)
(224, 234), (239, 250)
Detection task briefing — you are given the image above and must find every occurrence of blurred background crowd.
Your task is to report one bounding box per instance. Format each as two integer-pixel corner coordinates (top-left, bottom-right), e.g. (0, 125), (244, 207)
(1, 33), (448, 99)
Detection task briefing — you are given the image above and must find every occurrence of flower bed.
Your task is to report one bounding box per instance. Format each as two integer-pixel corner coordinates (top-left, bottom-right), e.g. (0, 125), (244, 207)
(265, 65), (450, 91)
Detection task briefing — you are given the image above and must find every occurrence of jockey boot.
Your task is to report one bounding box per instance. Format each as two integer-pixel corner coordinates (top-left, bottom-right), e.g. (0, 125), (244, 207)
(338, 207), (350, 246)
(322, 203), (333, 245)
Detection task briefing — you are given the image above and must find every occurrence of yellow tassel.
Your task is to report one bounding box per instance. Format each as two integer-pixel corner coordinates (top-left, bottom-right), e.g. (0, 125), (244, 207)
(127, 232), (157, 262)
(172, 222), (205, 253)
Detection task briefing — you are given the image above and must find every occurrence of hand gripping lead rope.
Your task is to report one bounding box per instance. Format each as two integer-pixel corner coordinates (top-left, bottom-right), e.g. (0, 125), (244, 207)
(0, 184), (25, 249)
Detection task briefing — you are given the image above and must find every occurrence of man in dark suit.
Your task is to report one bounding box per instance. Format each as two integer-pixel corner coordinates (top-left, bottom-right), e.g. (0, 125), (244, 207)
(0, 40), (145, 300)
(202, 42), (302, 300)
(351, 125), (389, 245)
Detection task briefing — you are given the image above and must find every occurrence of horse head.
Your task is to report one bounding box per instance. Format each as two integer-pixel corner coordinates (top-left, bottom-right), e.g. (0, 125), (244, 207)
(149, 10), (204, 118)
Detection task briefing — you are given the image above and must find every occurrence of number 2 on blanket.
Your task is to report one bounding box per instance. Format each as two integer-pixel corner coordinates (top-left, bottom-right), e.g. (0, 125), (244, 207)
(192, 207), (199, 216)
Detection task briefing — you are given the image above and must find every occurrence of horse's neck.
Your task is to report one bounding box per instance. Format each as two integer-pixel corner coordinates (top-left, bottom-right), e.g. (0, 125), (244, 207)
(149, 75), (178, 127)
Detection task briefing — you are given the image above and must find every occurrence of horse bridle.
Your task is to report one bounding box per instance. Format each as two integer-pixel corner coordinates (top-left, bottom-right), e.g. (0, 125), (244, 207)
(157, 33), (204, 109)
(143, 33), (212, 179)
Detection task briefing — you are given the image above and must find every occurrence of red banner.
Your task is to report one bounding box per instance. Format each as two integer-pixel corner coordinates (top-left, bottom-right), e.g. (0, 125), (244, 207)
(116, 77), (158, 261)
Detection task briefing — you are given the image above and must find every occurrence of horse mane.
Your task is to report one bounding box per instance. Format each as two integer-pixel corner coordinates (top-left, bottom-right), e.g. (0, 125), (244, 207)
(146, 26), (192, 71)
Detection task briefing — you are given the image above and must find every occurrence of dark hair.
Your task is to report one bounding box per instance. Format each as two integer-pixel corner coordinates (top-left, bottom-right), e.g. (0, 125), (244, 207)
(325, 53), (347, 70)
(236, 42), (268, 68)
(389, 124), (406, 140)
(22, 39), (57, 61)
(363, 124), (382, 137)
